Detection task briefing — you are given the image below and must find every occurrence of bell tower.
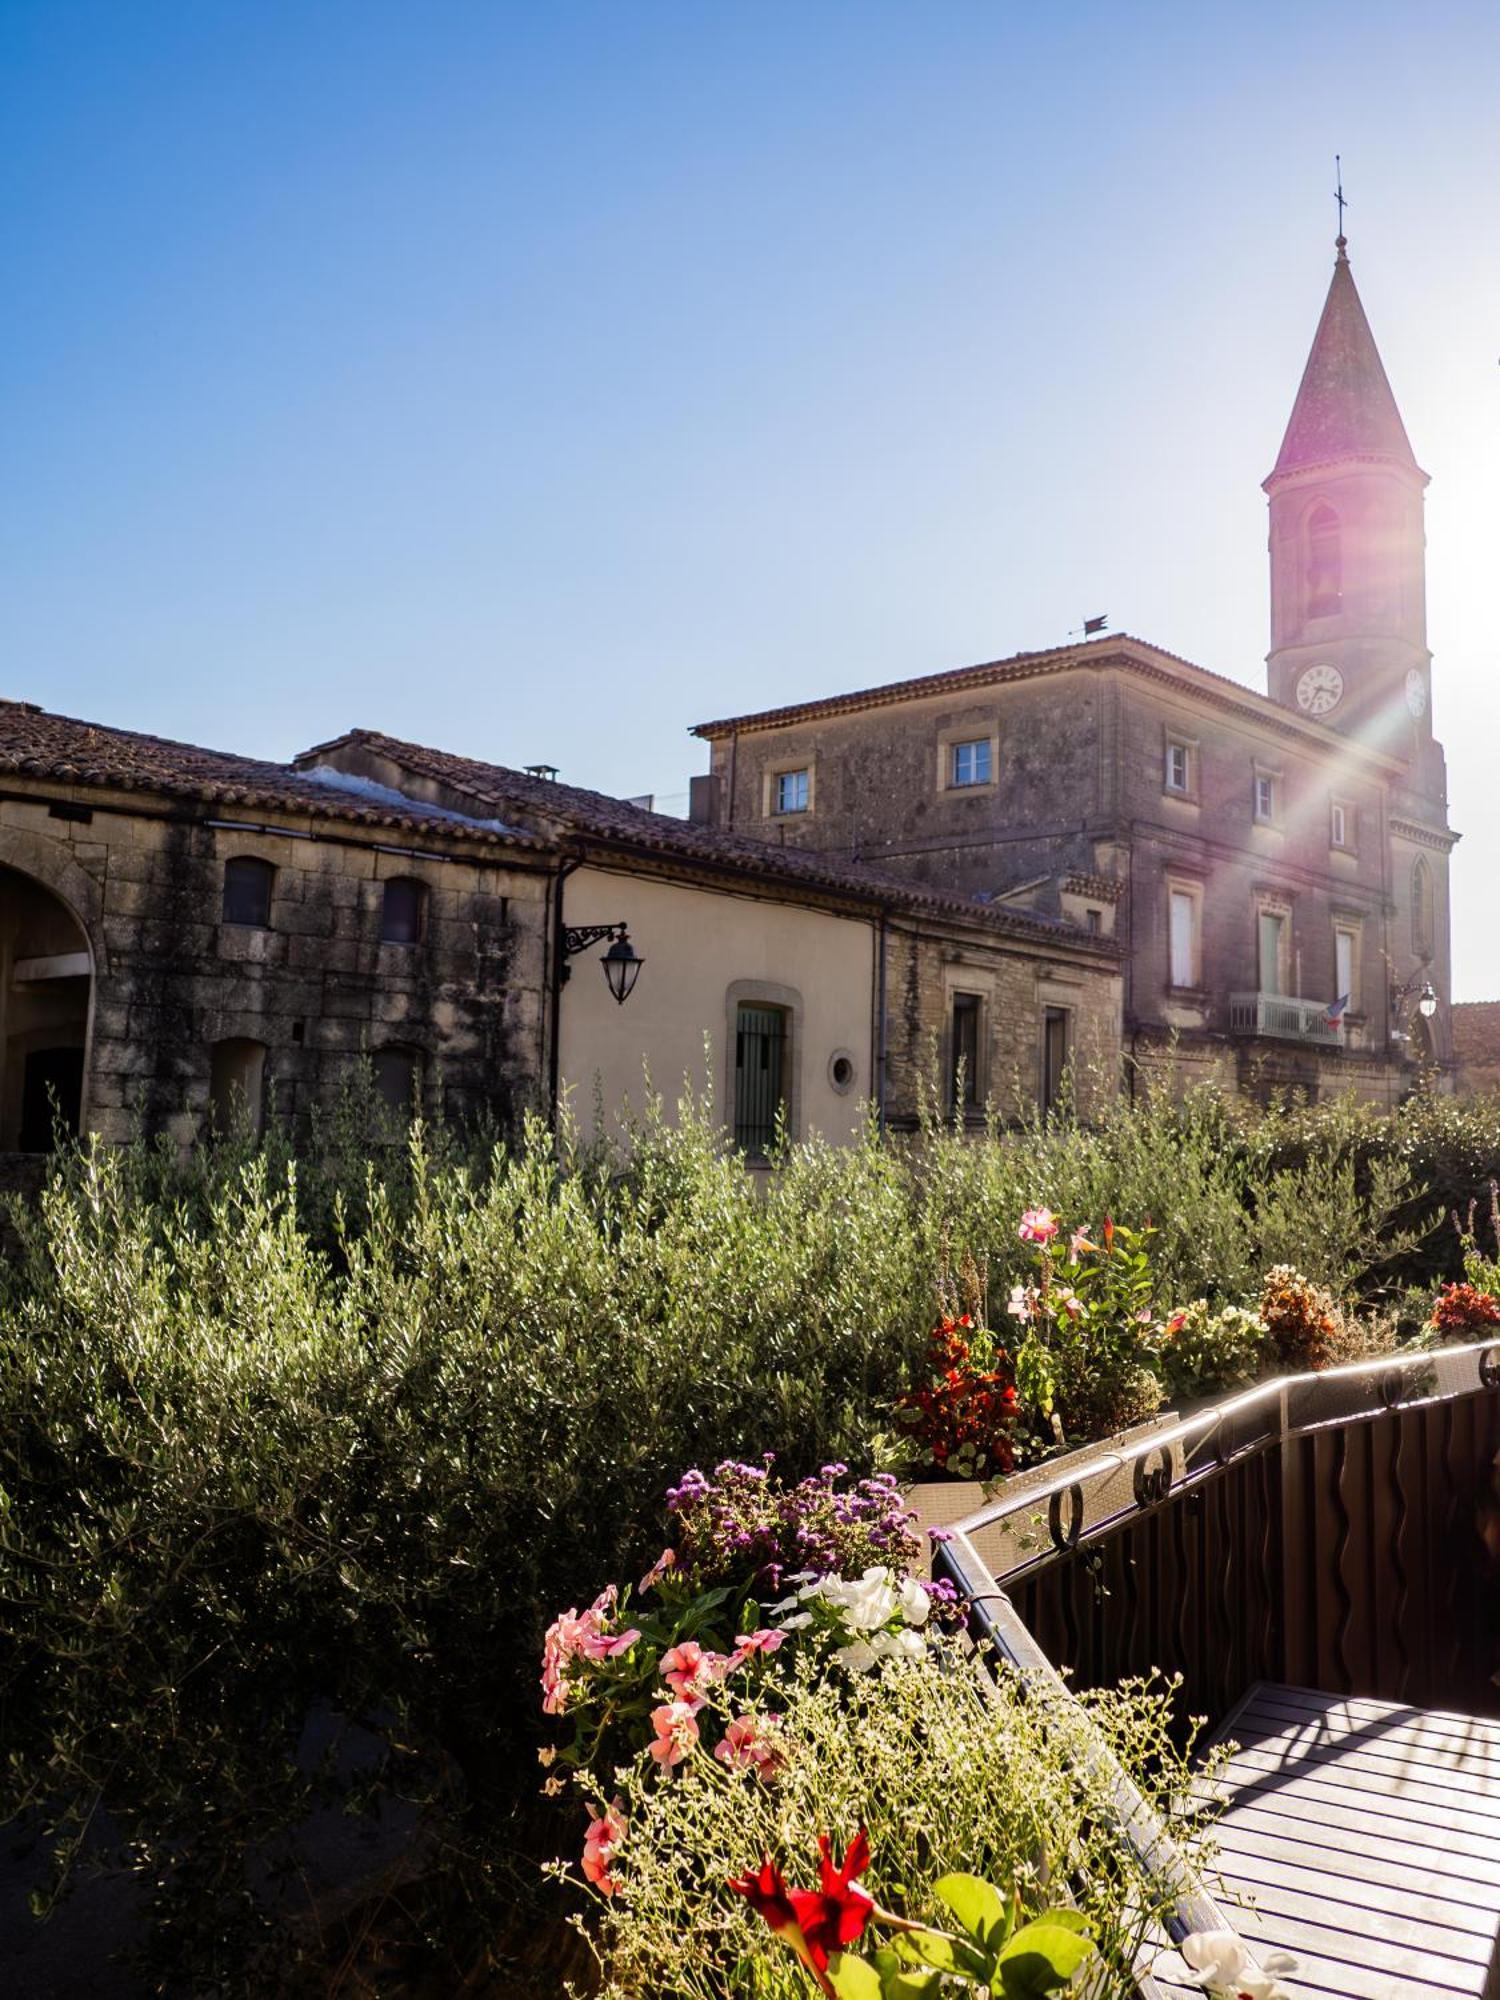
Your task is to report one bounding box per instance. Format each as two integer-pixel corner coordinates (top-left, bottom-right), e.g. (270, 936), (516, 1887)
(1264, 230), (1438, 786)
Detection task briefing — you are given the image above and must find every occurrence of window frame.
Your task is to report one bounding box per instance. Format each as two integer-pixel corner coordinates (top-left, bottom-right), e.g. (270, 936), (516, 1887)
(1306, 502), (1342, 620)
(949, 737), (993, 789)
(221, 855), (275, 929)
(1167, 880), (1203, 992)
(1164, 737), (1195, 799)
(733, 1000), (790, 1156)
(1330, 798), (1357, 853)
(1256, 901), (1292, 997)
(1333, 921), (1361, 1014)
(1252, 766), (1281, 826)
(208, 1037), (268, 1137)
(770, 766), (811, 817)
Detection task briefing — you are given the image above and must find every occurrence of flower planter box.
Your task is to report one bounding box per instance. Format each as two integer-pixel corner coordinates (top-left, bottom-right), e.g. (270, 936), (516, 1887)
(905, 1408), (1183, 1577)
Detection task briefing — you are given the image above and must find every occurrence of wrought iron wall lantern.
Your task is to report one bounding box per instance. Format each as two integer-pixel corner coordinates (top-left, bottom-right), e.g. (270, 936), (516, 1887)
(1389, 970), (1438, 1046)
(562, 922), (644, 1005)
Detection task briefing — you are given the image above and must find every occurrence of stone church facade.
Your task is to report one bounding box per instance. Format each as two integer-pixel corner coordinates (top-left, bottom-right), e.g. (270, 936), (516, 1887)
(689, 233), (1456, 1100)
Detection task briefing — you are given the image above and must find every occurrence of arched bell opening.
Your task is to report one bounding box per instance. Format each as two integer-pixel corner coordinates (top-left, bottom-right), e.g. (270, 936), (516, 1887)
(0, 862), (93, 1152)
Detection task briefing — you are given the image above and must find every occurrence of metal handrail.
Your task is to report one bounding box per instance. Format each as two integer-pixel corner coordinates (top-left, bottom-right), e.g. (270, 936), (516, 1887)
(949, 1336), (1497, 1588)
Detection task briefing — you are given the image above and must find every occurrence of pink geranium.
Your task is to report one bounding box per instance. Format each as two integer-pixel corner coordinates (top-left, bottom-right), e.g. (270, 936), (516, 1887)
(1018, 1206), (1060, 1245)
(734, 1627), (785, 1657)
(660, 1640), (708, 1695)
(715, 1713), (784, 1780)
(541, 1588), (640, 1710)
(582, 1800), (627, 1896)
(639, 1546), (676, 1592)
(648, 1700), (702, 1768)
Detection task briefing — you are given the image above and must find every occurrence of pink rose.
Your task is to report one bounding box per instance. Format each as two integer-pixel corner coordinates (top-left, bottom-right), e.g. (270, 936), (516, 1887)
(1018, 1207), (1060, 1245)
(648, 1700), (701, 1768)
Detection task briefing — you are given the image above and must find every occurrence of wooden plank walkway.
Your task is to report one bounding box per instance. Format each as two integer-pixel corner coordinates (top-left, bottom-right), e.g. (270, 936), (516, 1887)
(1168, 1683), (1500, 2000)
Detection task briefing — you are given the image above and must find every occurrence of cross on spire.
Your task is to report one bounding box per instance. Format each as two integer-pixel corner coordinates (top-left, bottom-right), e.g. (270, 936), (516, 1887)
(1335, 154), (1348, 256)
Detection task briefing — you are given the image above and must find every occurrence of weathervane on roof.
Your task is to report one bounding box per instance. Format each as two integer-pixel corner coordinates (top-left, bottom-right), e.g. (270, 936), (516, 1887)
(1334, 154), (1348, 255)
(1068, 615), (1108, 639)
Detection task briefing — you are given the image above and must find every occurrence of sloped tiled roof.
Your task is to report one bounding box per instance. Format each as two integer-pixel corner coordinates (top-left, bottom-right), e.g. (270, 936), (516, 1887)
(0, 700), (539, 847)
(297, 727), (1118, 953)
(1268, 243), (1421, 481)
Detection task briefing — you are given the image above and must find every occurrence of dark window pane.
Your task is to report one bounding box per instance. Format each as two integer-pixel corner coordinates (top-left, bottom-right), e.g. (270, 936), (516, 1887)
(222, 856), (274, 928)
(381, 877), (426, 945)
(1043, 1007), (1069, 1113)
(734, 1003), (787, 1154)
(951, 994), (981, 1111)
(209, 1038), (267, 1136)
(373, 1046), (419, 1117)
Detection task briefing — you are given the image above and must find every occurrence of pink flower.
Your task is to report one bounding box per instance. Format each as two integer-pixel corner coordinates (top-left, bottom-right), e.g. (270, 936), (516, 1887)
(1055, 1288), (1083, 1319)
(1018, 1206), (1060, 1245)
(715, 1713), (785, 1780)
(639, 1547), (676, 1593)
(578, 1623), (641, 1663)
(582, 1801), (627, 1896)
(661, 1640), (707, 1694)
(1068, 1226), (1099, 1262)
(734, 1628), (785, 1657)
(648, 1700), (701, 1768)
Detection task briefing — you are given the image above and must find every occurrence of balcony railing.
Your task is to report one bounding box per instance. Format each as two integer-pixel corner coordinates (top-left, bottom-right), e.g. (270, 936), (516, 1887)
(1228, 989), (1343, 1045)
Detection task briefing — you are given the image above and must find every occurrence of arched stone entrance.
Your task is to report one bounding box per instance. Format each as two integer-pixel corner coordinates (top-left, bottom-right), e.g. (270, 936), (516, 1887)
(0, 862), (93, 1151)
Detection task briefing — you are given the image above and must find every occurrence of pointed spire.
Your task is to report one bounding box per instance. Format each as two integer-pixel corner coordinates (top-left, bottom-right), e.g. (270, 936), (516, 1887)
(1268, 239), (1421, 481)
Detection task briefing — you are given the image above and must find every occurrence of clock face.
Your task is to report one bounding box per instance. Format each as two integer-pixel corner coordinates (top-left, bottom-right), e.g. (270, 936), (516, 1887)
(1295, 662), (1344, 717)
(1405, 668), (1429, 717)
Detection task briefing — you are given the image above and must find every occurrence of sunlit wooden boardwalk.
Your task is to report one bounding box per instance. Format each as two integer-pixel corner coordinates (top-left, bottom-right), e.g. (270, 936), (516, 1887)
(1175, 1683), (1500, 2000)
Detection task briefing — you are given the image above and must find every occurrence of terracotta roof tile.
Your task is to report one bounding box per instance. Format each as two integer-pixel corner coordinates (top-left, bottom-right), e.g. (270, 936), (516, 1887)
(0, 701), (541, 847)
(301, 728), (1119, 953)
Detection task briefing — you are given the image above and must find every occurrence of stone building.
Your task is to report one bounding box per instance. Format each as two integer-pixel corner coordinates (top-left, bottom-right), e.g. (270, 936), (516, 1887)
(688, 234), (1456, 1101)
(0, 705), (1120, 1160)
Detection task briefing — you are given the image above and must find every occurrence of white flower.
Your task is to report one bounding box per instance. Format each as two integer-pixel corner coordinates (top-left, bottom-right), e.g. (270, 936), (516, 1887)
(870, 1626), (927, 1664)
(1006, 1284), (1032, 1320)
(766, 1597), (799, 1616)
(774, 1611), (813, 1630)
(835, 1568), (900, 1633)
(834, 1638), (880, 1675)
(1153, 1930), (1297, 2000)
(898, 1576), (931, 1627)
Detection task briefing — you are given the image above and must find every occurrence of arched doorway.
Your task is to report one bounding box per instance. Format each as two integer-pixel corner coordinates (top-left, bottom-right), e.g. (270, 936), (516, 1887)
(0, 863), (92, 1151)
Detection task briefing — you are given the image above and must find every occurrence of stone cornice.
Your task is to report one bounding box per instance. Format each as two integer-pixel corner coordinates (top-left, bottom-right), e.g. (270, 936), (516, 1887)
(1389, 816), (1461, 853)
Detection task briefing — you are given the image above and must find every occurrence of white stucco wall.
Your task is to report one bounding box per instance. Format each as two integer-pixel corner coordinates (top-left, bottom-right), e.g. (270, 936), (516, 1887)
(557, 864), (876, 1147)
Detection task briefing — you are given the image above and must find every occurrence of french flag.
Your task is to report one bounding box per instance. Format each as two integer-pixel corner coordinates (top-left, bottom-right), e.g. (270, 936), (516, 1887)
(1325, 994), (1351, 1028)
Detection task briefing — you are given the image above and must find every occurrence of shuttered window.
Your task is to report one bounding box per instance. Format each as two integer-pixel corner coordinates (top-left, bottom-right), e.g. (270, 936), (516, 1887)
(734, 1004), (787, 1155)
(1042, 1007), (1069, 1113)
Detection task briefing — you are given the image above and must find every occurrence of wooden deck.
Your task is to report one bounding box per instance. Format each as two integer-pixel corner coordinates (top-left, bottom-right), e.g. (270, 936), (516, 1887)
(1164, 1683), (1500, 2000)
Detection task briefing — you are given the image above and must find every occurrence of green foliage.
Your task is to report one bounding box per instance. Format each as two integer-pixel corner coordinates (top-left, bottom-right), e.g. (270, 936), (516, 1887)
(1154, 1299), (1269, 1403)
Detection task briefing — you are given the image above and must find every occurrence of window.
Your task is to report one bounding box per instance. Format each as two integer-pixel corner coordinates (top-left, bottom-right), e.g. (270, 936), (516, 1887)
(734, 1003), (788, 1154)
(209, 1038), (267, 1136)
(1307, 503), (1341, 618)
(222, 856), (274, 928)
(1412, 859), (1434, 956)
(1085, 908), (1102, 934)
(1258, 910), (1287, 995)
(1334, 926), (1359, 1012)
(950, 993), (981, 1113)
(1042, 1007), (1069, 1114)
(381, 877), (427, 945)
(1165, 740), (1192, 796)
(1254, 772), (1277, 823)
(774, 768), (809, 815)
(1169, 888), (1198, 990)
(950, 738), (992, 788)
(1330, 799), (1355, 851)
(372, 1044), (421, 1118)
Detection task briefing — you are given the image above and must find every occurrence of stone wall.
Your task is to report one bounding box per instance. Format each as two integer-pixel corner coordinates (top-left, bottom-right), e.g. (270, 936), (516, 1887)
(0, 787), (550, 1148)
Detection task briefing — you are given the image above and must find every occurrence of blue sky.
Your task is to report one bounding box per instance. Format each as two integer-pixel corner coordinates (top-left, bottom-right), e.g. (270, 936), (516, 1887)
(5, 2), (1500, 994)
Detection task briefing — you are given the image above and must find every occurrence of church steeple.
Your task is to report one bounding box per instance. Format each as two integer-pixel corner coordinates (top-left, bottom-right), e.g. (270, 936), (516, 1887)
(1269, 238), (1422, 481)
(1265, 230), (1436, 778)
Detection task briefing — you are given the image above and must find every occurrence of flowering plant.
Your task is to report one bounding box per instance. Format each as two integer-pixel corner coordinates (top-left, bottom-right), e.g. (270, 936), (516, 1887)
(888, 1316), (1019, 1482)
(732, 1828), (1095, 1998)
(1152, 1928), (1297, 2000)
(540, 1459), (948, 1792)
(1430, 1280), (1500, 1337)
(1007, 1210), (1165, 1440)
(1258, 1264), (1339, 1371)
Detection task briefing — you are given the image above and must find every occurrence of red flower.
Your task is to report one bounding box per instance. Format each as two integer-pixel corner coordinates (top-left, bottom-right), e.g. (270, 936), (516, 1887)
(729, 1831), (875, 1993)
